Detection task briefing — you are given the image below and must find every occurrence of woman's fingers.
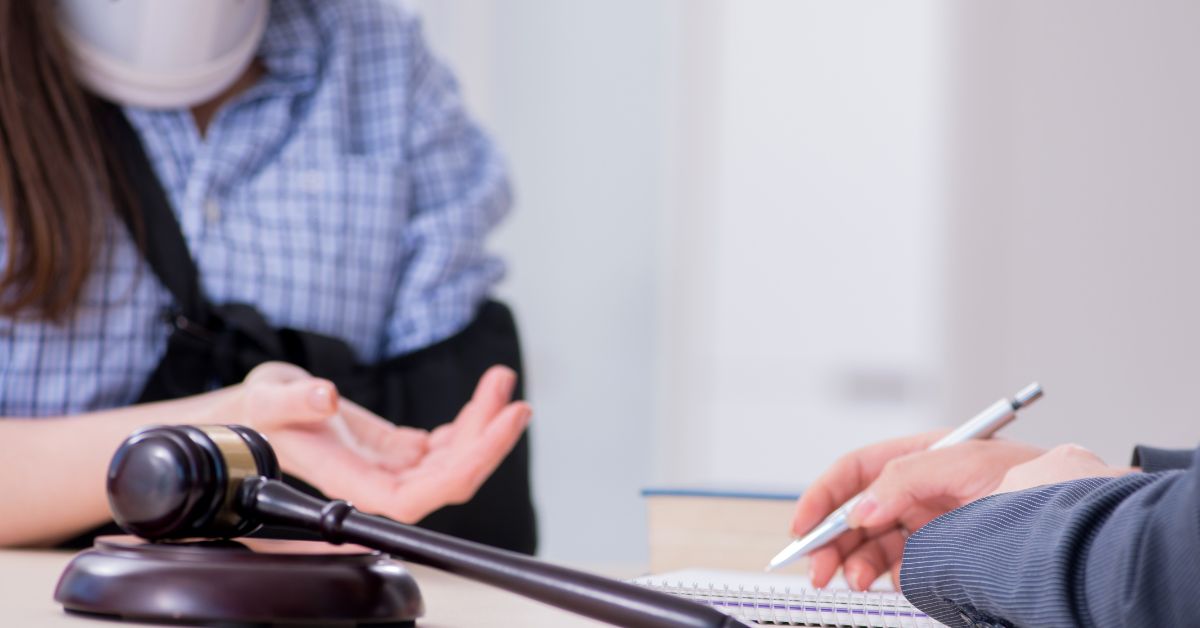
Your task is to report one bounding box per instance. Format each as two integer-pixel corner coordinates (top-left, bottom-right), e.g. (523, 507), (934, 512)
(429, 423), (457, 448)
(453, 366), (518, 438)
(395, 402), (532, 499)
(239, 377), (339, 430)
(243, 361), (312, 384)
(471, 400), (532, 478)
(369, 402), (532, 523)
(338, 398), (430, 471)
(245, 362), (530, 524)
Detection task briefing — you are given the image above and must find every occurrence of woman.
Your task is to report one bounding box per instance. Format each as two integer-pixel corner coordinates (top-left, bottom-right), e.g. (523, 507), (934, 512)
(0, 0), (534, 549)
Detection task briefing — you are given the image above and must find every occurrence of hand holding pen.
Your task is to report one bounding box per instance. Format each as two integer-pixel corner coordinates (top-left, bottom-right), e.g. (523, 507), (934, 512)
(775, 384), (1045, 591)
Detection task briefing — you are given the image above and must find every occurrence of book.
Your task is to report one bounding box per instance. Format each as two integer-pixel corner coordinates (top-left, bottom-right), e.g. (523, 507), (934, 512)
(642, 487), (806, 574)
(631, 569), (936, 627)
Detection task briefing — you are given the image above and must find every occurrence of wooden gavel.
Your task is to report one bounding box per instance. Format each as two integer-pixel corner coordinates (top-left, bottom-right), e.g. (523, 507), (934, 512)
(105, 425), (743, 628)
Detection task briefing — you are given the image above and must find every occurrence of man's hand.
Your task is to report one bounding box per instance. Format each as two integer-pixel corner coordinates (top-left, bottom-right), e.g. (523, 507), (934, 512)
(212, 361), (531, 524)
(790, 432), (1044, 591)
(991, 443), (1136, 496)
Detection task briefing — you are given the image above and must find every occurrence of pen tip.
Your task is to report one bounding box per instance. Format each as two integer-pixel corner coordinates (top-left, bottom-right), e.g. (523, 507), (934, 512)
(1013, 382), (1043, 408)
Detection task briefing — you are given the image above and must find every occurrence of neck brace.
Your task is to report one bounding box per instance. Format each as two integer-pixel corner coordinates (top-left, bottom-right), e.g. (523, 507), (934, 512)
(57, 0), (269, 109)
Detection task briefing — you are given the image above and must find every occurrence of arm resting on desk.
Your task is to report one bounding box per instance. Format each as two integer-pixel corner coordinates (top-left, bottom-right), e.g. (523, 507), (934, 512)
(0, 390), (239, 547)
(899, 447), (1200, 627)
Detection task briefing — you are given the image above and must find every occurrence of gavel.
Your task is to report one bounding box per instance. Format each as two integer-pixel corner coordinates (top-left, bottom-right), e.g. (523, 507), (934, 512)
(105, 425), (743, 628)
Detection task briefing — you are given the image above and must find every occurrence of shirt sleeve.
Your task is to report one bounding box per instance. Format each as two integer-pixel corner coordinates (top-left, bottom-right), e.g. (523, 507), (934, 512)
(384, 11), (512, 357)
(899, 447), (1200, 628)
(1131, 445), (1195, 472)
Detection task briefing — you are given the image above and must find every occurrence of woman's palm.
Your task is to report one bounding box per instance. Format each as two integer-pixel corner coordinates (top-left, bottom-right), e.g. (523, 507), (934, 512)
(230, 362), (531, 524)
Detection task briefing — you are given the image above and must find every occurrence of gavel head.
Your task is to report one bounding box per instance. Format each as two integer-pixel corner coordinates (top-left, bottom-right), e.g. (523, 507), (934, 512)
(107, 425), (280, 540)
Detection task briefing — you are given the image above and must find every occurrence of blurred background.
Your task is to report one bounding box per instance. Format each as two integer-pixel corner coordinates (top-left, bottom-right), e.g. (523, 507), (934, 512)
(407, 0), (1200, 563)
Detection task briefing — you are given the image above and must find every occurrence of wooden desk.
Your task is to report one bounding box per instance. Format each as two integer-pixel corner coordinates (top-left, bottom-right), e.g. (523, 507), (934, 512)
(0, 550), (636, 627)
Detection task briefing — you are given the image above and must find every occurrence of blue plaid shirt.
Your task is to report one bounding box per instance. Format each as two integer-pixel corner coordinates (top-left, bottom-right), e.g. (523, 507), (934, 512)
(0, 0), (510, 416)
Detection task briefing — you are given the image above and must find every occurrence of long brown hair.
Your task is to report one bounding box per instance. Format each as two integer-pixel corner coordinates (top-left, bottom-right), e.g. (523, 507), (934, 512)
(0, 1), (135, 321)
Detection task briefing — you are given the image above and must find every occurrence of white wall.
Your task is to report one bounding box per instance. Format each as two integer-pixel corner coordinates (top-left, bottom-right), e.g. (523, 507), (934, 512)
(943, 1), (1200, 463)
(410, 0), (1200, 564)
(656, 0), (951, 488)
(413, 0), (684, 563)
(416, 0), (952, 561)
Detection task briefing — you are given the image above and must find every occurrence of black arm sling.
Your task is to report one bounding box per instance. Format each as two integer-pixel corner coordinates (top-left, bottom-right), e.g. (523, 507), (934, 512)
(62, 101), (536, 554)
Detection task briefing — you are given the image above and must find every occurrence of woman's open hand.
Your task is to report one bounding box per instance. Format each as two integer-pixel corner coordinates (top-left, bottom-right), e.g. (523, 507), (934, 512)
(210, 361), (531, 523)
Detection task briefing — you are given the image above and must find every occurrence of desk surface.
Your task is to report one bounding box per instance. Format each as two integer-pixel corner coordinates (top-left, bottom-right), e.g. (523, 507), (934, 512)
(0, 549), (636, 627)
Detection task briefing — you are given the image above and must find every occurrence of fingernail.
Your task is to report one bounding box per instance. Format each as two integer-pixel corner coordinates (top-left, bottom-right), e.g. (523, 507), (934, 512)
(308, 384), (335, 413)
(848, 494), (878, 528)
(498, 368), (517, 398)
(846, 566), (861, 590)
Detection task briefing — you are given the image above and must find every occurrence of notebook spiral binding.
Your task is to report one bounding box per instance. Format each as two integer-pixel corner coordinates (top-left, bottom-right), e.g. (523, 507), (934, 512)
(640, 580), (936, 627)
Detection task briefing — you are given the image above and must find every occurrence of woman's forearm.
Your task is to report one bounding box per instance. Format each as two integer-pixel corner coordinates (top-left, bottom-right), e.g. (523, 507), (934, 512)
(0, 388), (238, 548)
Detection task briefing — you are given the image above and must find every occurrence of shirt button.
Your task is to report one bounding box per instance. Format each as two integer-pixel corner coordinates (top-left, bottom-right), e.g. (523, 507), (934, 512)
(205, 198), (222, 225)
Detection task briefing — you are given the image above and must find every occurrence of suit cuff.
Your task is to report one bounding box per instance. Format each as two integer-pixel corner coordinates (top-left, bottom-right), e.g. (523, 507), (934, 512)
(1130, 445), (1195, 472)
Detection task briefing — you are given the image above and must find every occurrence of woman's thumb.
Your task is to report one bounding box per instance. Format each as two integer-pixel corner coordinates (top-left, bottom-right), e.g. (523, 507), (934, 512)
(243, 378), (339, 429)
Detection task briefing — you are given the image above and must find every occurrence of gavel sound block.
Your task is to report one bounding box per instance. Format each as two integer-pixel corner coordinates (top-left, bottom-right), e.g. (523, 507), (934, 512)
(54, 425), (743, 627)
(56, 536), (423, 625)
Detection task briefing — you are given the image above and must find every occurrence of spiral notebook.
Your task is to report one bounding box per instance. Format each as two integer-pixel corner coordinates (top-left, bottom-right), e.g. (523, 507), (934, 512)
(631, 569), (938, 627)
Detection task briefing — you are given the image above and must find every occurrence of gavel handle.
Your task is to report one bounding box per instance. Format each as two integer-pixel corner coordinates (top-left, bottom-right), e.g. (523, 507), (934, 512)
(243, 478), (742, 628)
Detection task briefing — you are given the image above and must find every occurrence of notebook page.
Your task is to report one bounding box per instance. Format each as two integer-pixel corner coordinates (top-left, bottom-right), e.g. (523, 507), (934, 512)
(631, 569), (936, 627)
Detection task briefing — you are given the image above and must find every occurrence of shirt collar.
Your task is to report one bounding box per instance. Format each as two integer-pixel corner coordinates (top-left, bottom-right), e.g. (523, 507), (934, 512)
(255, 0), (324, 94)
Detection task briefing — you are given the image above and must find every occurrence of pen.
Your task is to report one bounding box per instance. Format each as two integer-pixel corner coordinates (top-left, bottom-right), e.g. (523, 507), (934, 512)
(765, 381), (1044, 573)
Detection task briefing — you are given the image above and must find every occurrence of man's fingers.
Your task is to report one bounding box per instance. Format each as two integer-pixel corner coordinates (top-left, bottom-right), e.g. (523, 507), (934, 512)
(792, 430), (949, 537)
(807, 546), (843, 589)
(807, 527), (866, 588)
(842, 528), (907, 591)
(854, 440), (1044, 529)
(852, 447), (966, 529)
(792, 454), (865, 537)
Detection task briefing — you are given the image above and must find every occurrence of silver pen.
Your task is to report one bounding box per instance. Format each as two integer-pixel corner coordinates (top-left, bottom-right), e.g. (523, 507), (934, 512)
(765, 381), (1044, 572)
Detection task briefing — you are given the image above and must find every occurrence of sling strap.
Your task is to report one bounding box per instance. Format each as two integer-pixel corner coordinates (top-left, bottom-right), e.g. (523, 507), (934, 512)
(76, 98), (537, 555)
(91, 98), (360, 399)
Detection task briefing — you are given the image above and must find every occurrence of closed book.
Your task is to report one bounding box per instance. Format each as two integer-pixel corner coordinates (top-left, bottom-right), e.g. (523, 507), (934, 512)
(642, 487), (806, 575)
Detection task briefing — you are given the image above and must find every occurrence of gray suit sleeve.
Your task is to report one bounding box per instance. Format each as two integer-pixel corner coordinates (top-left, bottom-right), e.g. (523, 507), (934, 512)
(1131, 445), (1195, 472)
(898, 447), (1200, 627)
